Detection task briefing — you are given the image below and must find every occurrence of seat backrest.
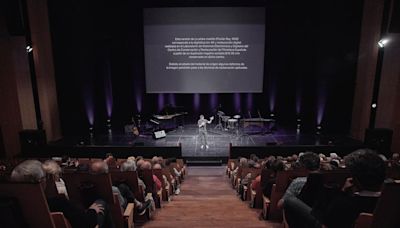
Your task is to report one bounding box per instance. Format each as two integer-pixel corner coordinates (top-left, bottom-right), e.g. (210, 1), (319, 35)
(372, 182), (400, 228)
(275, 169), (309, 192)
(260, 168), (275, 187)
(63, 172), (126, 227)
(141, 169), (155, 194)
(63, 172), (114, 207)
(45, 174), (61, 198)
(110, 170), (144, 201)
(299, 169), (350, 207)
(269, 169), (309, 220)
(0, 182), (55, 227)
(153, 169), (164, 185)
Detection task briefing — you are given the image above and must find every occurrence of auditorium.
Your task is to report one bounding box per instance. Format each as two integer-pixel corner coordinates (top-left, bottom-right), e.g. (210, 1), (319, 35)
(0, 0), (399, 227)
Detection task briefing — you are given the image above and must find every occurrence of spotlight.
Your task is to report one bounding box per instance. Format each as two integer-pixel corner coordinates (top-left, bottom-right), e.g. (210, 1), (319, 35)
(26, 45), (33, 53)
(296, 118), (301, 132)
(270, 113), (275, 118)
(89, 126), (94, 138)
(106, 119), (112, 134)
(316, 125), (322, 135)
(378, 39), (389, 48)
(371, 103), (377, 109)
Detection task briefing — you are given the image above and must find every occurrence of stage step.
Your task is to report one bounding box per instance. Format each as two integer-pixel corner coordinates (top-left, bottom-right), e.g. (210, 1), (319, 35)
(186, 160), (223, 166)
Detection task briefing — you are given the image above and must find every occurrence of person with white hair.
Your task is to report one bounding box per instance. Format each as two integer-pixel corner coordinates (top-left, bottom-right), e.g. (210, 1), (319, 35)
(11, 160), (109, 228)
(91, 161), (151, 215)
(42, 160), (68, 198)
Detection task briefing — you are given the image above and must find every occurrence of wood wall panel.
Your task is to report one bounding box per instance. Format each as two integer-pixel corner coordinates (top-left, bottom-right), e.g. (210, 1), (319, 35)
(27, 0), (61, 141)
(351, 0), (385, 140)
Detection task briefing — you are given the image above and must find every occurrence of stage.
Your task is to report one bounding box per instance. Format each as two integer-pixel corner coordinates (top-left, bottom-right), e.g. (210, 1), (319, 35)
(42, 124), (364, 163)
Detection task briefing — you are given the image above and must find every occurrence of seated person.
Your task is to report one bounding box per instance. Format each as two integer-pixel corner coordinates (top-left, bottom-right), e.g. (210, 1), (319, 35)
(91, 161), (151, 215)
(284, 149), (385, 228)
(251, 159), (284, 198)
(152, 163), (163, 192)
(278, 152), (320, 209)
(11, 160), (110, 228)
(120, 160), (146, 191)
(42, 159), (69, 198)
(103, 153), (117, 167)
(231, 157), (248, 183)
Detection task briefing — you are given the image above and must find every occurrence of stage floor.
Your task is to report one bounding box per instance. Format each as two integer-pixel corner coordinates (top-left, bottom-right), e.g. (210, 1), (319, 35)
(51, 124), (363, 158)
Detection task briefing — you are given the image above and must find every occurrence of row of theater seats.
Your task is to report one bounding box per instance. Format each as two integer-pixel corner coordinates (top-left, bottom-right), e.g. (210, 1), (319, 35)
(0, 157), (186, 227)
(226, 155), (400, 227)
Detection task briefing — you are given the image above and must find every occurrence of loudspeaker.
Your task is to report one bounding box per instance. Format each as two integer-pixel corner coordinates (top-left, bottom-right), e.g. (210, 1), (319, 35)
(153, 130), (166, 139)
(19, 129), (47, 153)
(364, 128), (393, 156)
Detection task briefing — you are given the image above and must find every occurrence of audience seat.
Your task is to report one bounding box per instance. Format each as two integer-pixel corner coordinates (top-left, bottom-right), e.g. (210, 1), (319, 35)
(299, 170), (350, 207)
(354, 182), (400, 228)
(0, 181), (71, 228)
(63, 172), (134, 228)
(242, 168), (262, 201)
(153, 169), (171, 202)
(251, 168), (274, 209)
(263, 169), (309, 221)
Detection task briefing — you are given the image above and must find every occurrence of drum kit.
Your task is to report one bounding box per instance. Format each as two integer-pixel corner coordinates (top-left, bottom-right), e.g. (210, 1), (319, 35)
(213, 111), (255, 144)
(215, 111), (241, 131)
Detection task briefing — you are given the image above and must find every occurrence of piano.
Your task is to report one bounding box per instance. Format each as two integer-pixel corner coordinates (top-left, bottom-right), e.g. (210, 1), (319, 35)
(151, 105), (188, 130)
(240, 118), (275, 128)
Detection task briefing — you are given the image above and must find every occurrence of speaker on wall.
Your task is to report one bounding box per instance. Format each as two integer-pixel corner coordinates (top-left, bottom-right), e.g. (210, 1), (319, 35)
(153, 130), (166, 139)
(364, 128), (393, 156)
(19, 129), (47, 153)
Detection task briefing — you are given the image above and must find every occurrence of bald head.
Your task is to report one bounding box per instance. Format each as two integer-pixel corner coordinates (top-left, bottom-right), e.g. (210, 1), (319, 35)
(153, 163), (162, 170)
(141, 161), (152, 170)
(91, 161), (109, 174)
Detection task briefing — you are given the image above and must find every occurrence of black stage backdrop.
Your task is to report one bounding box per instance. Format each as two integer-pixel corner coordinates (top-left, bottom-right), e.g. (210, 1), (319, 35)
(48, 0), (364, 136)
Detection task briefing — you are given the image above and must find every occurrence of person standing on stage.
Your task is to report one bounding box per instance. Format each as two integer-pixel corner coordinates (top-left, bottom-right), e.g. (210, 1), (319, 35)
(198, 114), (214, 149)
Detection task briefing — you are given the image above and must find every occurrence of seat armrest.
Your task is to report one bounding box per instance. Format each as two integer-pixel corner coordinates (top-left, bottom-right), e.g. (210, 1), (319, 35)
(263, 195), (271, 204)
(354, 213), (373, 228)
(262, 195), (271, 220)
(123, 203), (134, 228)
(51, 212), (72, 228)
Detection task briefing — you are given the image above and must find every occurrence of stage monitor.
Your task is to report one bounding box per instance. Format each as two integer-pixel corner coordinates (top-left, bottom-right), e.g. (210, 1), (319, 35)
(143, 7), (265, 93)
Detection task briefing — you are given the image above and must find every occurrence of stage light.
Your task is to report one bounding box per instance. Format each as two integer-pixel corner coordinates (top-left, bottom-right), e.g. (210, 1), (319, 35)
(316, 125), (322, 135)
(378, 39), (389, 48)
(26, 45), (33, 53)
(270, 113), (275, 118)
(296, 118), (301, 132)
(89, 126), (94, 138)
(106, 119), (112, 134)
(371, 103), (377, 109)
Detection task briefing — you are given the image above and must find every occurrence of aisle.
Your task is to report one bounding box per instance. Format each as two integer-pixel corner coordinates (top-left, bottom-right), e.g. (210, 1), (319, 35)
(143, 166), (280, 228)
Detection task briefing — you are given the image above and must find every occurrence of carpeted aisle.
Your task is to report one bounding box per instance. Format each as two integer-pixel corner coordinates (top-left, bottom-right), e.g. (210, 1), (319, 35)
(143, 166), (280, 228)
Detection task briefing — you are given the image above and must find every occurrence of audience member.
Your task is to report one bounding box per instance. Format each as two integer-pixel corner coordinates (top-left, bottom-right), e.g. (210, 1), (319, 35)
(42, 159), (69, 198)
(284, 149), (386, 228)
(277, 152), (320, 209)
(91, 161), (151, 215)
(11, 160), (110, 228)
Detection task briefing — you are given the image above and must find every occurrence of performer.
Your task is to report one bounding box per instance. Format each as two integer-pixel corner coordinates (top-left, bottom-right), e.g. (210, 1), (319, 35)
(198, 115), (214, 149)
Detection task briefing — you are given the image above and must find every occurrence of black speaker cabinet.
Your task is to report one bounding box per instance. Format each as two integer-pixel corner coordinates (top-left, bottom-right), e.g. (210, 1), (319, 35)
(19, 129), (47, 153)
(364, 128), (393, 156)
